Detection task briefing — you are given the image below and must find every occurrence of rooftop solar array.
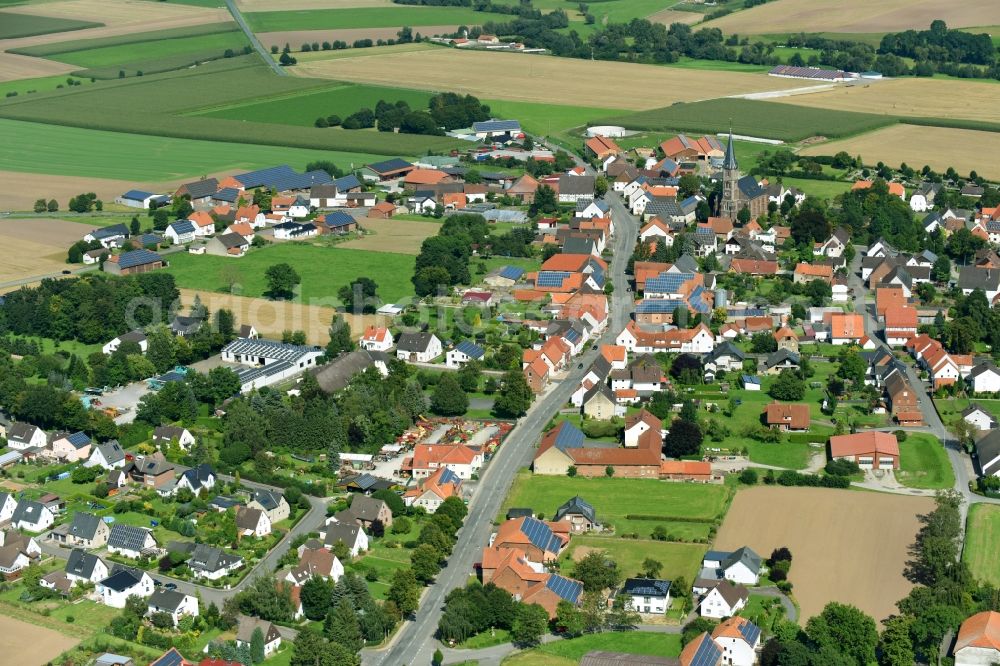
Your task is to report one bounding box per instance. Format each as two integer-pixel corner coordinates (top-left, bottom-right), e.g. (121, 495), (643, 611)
(235, 360), (294, 385)
(739, 618), (762, 645)
(455, 340), (485, 359)
(93, 223), (130, 239)
(368, 158), (413, 173)
(214, 187), (240, 203)
(636, 299), (686, 314)
(498, 265), (525, 281)
(520, 517), (563, 554)
(324, 212), (355, 228)
(770, 65), (848, 80)
(169, 220), (195, 235)
(117, 249), (162, 269)
(546, 574), (583, 602)
(333, 174), (362, 191)
(439, 468), (462, 485)
(108, 523), (150, 551)
(689, 286), (712, 314)
(644, 272), (696, 295)
(66, 431), (91, 448)
(223, 338), (319, 362)
(553, 421), (585, 452)
(235, 165), (332, 191)
(537, 271), (571, 288)
(122, 190), (153, 200)
(473, 119), (521, 132)
(690, 634), (722, 666)
(623, 578), (671, 596)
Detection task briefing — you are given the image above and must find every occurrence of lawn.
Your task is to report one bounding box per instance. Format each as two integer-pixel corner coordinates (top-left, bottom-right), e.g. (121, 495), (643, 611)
(508, 631), (682, 665)
(0, 75), (94, 98)
(0, 12), (101, 39)
(665, 57), (772, 73)
(245, 7), (508, 31)
(964, 503), (1000, 586)
(896, 433), (955, 490)
(937, 397), (1000, 424)
(561, 536), (706, 584)
(0, 118), (385, 182)
(196, 83), (434, 128)
(780, 177), (854, 201)
(501, 469), (730, 535)
(164, 243), (417, 302)
(481, 99), (630, 137)
(598, 98), (897, 142)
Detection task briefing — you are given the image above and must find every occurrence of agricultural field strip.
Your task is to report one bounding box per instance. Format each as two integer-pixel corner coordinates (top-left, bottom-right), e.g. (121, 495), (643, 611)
(244, 6), (511, 31)
(37, 32), (251, 69)
(7, 21), (241, 57)
(0, 12), (102, 40)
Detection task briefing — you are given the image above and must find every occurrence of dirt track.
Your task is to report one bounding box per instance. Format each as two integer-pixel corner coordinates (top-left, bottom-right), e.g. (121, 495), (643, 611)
(702, 0), (999, 34)
(714, 486), (933, 625)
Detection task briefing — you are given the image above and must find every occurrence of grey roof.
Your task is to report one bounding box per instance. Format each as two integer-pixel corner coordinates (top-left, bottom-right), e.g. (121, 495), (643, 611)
(116, 249), (162, 270)
(324, 522), (364, 549)
(622, 577), (671, 597)
(7, 422), (42, 444)
(558, 174), (596, 196)
(236, 616), (281, 644)
(179, 463), (215, 492)
(397, 332), (438, 353)
(977, 429), (1000, 475)
(674, 254), (698, 273)
(723, 130), (737, 170)
(367, 158), (413, 174)
(11, 499), (49, 525)
(346, 494), (389, 522)
(95, 654), (134, 666)
(213, 232), (248, 249)
(712, 579), (750, 607)
(107, 524), (153, 551)
(959, 267), (1000, 292)
(334, 174), (362, 190)
(134, 454), (174, 476)
(970, 362), (1000, 379)
(236, 506), (265, 530)
(709, 341), (745, 362)
(722, 545), (762, 572)
(99, 566), (144, 593)
(178, 178), (219, 199)
(473, 119), (521, 132)
(583, 381), (615, 405)
(93, 440), (125, 465)
(167, 220), (195, 236)
(252, 488), (285, 512)
(65, 548), (104, 579)
(178, 542), (242, 573)
(554, 496), (597, 523)
(563, 237), (596, 255)
(234, 165), (331, 191)
(764, 349), (800, 369)
(737, 174), (765, 199)
(153, 425), (188, 441)
(223, 337), (319, 362)
(91, 224), (130, 240)
(68, 512), (103, 540)
(148, 588), (189, 612)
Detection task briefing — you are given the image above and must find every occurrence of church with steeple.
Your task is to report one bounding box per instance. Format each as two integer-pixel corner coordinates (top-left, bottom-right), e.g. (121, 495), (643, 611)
(718, 129), (768, 221)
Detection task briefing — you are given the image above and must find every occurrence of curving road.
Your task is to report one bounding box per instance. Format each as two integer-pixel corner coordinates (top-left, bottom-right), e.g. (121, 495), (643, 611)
(363, 159), (640, 666)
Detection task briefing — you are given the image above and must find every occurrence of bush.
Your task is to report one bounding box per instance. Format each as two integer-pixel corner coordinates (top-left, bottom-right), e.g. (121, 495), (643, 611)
(738, 468), (758, 485)
(894, 429), (908, 442)
(824, 459), (861, 476)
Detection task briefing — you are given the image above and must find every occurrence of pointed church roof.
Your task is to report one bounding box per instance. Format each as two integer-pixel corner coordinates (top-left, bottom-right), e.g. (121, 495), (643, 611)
(723, 129), (738, 170)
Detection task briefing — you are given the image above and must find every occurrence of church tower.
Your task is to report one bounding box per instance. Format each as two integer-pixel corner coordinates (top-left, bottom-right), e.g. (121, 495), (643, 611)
(719, 129), (740, 219)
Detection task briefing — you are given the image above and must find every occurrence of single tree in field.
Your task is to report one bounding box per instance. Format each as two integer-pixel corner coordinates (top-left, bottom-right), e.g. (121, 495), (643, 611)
(264, 262), (300, 299)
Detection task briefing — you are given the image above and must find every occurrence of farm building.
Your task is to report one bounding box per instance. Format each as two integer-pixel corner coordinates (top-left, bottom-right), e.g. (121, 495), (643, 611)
(828, 432), (900, 470)
(361, 158), (414, 182)
(954, 611), (1000, 666)
(768, 65), (856, 81)
(103, 249), (163, 276)
(221, 338), (324, 392)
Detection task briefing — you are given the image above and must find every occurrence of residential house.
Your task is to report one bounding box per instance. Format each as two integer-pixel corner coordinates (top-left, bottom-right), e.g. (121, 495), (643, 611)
(6, 422), (46, 451)
(761, 349), (800, 375)
(814, 227), (850, 257)
(150, 649), (190, 666)
(64, 548), (109, 585)
(335, 494), (393, 529)
(235, 506), (272, 538)
(793, 263), (833, 284)
(680, 634), (722, 666)
(959, 267), (1000, 303)
(287, 543), (344, 586)
(699, 580), (749, 618)
(152, 426), (195, 450)
(396, 332), (442, 363)
(622, 578), (671, 615)
(249, 489), (291, 524)
(322, 522), (368, 557)
(557, 174), (596, 203)
(98, 564), (154, 608)
(446, 340), (486, 368)
(0, 531), (37, 577)
(585, 135), (622, 161)
(205, 232), (249, 258)
(700, 547), (762, 586)
(147, 589), (199, 627)
(85, 224), (130, 249)
(711, 617), (762, 666)
(173, 542), (243, 580)
(52, 511), (109, 548)
(87, 440), (126, 470)
(970, 362), (1000, 394)
(962, 404), (997, 431)
(405, 443), (483, 480)
(763, 403), (810, 431)
(828, 431), (900, 470)
(359, 326), (394, 352)
(492, 516), (569, 562)
(773, 326), (798, 353)
(10, 499), (54, 532)
(553, 496), (600, 533)
(174, 464), (216, 496)
(403, 467), (463, 514)
(910, 182), (942, 212)
(235, 617), (282, 657)
(828, 313), (866, 345)
(164, 220), (196, 245)
(883, 305), (918, 346)
(0, 493), (15, 523)
(582, 382), (621, 420)
(102, 330), (148, 355)
(107, 524), (157, 559)
(954, 611), (1000, 666)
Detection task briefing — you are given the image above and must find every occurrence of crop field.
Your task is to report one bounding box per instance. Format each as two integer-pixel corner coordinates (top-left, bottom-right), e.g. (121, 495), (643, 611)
(261, 26), (460, 48)
(166, 243), (416, 303)
(776, 78), (1000, 126)
(0, 52), (77, 83)
(801, 124), (1000, 180)
(0, 218), (91, 283)
(0, 169), (154, 212)
(340, 217), (441, 255)
(0, 11), (101, 39)
(0, 61), (461, 155)
(716, 486), (933, 624)
(649, 8), (703, 26)
(239, 0), (395, 9)
(0, 118), (386, 182)
(196, 83), (433, 126)
(292, 49), (806, 111)
(179, 288), (392, 343)
(701, 0), (998, 34)
(895, 434), (955, 490)
(964, 504), (1000, 586)
(245, 6), (505, 32)
(0, 615), (79, 664)
(601, 98), (896, 141)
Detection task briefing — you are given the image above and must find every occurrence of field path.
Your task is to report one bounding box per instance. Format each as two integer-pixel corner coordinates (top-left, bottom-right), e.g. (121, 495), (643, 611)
(224, 0), (286, 76)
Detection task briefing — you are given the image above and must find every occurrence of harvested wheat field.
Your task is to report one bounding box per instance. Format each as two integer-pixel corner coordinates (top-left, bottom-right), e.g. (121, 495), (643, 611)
(703, 0), (1000, 34)
(0, 170), (148, 212)
(179, 288), (390, 344)
(0, 615), (78, 664)
(0, 0), (228, 51)
(239, 0), (393, 10)
(260, 25), (458, 48)
(0, 52), (76, 82)
(802, 125), (1000, 180)
(714, 486), (933, 624)
(340, 217), (440, 255)
(0, 218), (90, 283)
(292, 49), (806, 110)
(775, 78), (1000, 125)
(649, 9), (703, 26)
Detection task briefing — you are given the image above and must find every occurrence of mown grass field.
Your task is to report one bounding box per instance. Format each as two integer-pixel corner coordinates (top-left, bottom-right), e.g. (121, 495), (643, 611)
(0, 11), (101, 39)
(0, 61), (461, 156)
(245, 6), (503, 31)
(896, 434), (956, 490)
(601, 98), (897, 142)
(0, 74), (91, 97)
(780, 176), (854, 201)
(164, 243), (417, 303)
(507, 632), (682, 665)
(561, 536), (706, 585)
(45, 30), (248, 70)
(0, 118), (384, 181)
(964, 503), (1000, 586)
(483, 98), (630, 137)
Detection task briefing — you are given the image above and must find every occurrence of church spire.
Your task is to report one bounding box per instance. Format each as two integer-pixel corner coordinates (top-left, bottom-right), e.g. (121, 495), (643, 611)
(723, 126), (738, 170)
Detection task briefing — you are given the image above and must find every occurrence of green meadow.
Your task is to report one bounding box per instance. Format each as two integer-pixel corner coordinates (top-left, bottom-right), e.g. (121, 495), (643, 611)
(50, 31), (249, 69)
(0, 11), (101, 39)
(245, 7), (505, 31)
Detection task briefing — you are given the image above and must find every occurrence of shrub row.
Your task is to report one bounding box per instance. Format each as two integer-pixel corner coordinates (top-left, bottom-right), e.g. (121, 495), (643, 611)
(624, 514), (716, 523)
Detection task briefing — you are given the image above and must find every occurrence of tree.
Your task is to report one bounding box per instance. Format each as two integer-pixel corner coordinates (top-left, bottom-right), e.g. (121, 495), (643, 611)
(769, 370), (805, 401)
(750, 331), (778, 353)
(326, 314), (354, 358)
(387, 568), (420, 617)
(511, 603), (548, 647)
(411, 544), (441, 583)
(250, 627), (266, 664)
(877, 616), (914, 666)
(574, 551), (621, 592)
(739, 468), (758, 485)
(325, 597), (363, 653)
(529, 185), (558, 216)
(678, 173), (701, 199)
(641, 558), (663, 578)
(430, 373), (469, 416)
(338, 277), (379, 314)
(265, 262), (300, 299)
(662, 418), (703, 457)
(555, 599), (586, 636)
(47, 199), (58, 212)
(456, 360), (481, 392)
(837, 349), (866, 384)
(682, 617), (717, 646)
(932, 256), (951, 283)
(805, 602), (878, 666)
(33, 198), (46, 213)
(805, 279), (832, 307)
(494, 370), (532, 418)
(301, 575), (336, 621)
(412, 266), (452, 297)
(594, 176), (608, 198)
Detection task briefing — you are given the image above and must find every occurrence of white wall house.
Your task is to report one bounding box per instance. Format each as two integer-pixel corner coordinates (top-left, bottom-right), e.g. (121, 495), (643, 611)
(700, 581), (748, 619)
(147, 590), (199, 627)
(970, 363), (1000, 394)
(622, 578), (671, 614)
(99, 567), (154, 608)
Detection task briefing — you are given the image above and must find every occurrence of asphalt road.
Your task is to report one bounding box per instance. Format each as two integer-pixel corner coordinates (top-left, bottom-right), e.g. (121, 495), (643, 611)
(363, 167), (640, 666)
(225, 0), (286, 77)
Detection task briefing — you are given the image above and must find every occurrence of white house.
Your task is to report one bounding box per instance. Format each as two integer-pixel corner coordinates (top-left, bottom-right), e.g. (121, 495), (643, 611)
(6, 422), (46, 450)
(0, 493), (16, 524)
(699, 580), (748, 618)
(322, 522), (368, 557)
(87, 440), (126, 470)
(107, 524), (157, 559)
(147, 589), (199, 627)
(236, 617), (282, 657)
(286, 544), (344, 586)
(249, 489), (290, 524)
(164, 220), (196, 245)
(702, 546), (762, 585)
(359, 326), (394, 352)
(711, 616), (762, 666)
(152, 426), (195, 450)
(969, 363), (1000, 394)
(909, 183), (941, 213)
(446, 340), (485, 369)
(98, 565), (154, 608)
(622, 578), (671, 615)
(174, 464), (216, 496)
(65, 548), (109, 584)
(235, 506), (272, 538)
(10, 500), (54, 532)
(954, 611), (1000, 666)
(962, 404), (996, 431)
(0, 544), (31, 576)
(102, 330), (148, 355)
(396, 332), (442, 363)
(182, 543), (243, 580)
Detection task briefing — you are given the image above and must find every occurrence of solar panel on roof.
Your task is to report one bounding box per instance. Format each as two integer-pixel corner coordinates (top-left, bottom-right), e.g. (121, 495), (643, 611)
(636, 300), (685, 313)
(739, 619), (762, 645)
(117, 249), (161, 269)
(537, 271), (570, 287)
(369, 158), (412, 173)
(553, 422), (585, 452)
(546, 574), (583, 602)
(498, 266), (524, 280)
(691, 636), (722, 666)
(455, 340), (485, 358)
(439, 468), (461, 485)
(645, 272), (695, 294)
(520, 517), (560, 554)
